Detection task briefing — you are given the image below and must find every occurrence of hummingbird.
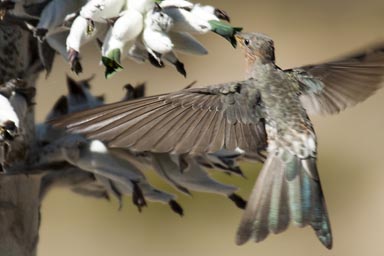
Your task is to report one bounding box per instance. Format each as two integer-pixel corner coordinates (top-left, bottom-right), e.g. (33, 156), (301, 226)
(51, 32), (384, 249)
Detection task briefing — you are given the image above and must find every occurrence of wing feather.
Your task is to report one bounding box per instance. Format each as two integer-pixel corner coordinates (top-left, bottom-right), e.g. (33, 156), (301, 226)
(207, 111), (226, 152)
(191, 109), (219, 153)
(52, 81), (267, 156)
(287, 45), (384, 115)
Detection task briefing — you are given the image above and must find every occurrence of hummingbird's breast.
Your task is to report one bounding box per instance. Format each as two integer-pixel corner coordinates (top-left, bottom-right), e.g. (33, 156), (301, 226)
(253, 65), (317, 158)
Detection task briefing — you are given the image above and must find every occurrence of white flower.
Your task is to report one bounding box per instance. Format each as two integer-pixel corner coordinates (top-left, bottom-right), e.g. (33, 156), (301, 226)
(66, 15), (108, 73)
(142, 9), (174, 62)
(67, 15), (108, 53)
(101, 9), (144, 60)
(0, 94), (19, 130)
(126, 0), (155, 14)
(80, 0), (125, 23)
(158, 0), (193, 9)
(161, 1), (228, 34)
(37, 0), (241, 77)
(0, 93), (21, 145)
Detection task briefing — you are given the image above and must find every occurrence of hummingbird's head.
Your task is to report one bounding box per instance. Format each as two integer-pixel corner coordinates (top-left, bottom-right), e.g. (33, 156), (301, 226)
(235, 32), (275, 63)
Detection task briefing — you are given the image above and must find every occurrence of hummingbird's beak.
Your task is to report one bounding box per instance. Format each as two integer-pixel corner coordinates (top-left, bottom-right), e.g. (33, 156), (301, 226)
(214, 8), (230, 22)
(234, 33), (244, 46)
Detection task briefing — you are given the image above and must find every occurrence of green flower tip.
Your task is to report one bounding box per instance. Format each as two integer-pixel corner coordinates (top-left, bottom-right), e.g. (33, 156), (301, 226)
(101, 55), (124, 79)
(208, 20), (243, 48)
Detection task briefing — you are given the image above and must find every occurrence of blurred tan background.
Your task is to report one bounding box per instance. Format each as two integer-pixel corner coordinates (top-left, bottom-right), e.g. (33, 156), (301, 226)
(36, 0), (384, 255)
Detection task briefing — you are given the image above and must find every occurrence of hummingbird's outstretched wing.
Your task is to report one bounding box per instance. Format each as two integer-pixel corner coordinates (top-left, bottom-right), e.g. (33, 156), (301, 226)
(51, 80), (267, 159)
(286, 45), (384, 115)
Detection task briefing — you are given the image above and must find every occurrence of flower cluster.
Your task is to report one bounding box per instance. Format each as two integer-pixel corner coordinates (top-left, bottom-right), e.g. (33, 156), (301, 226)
(25, 0), (242, 78)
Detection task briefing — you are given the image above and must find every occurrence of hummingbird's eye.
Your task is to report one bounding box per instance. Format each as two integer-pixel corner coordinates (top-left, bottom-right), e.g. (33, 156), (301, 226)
(244, 39), (250, 46)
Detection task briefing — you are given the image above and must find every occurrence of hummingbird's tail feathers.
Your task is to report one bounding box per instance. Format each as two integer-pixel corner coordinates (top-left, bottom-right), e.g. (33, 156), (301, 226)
(236, 150), (332, 249)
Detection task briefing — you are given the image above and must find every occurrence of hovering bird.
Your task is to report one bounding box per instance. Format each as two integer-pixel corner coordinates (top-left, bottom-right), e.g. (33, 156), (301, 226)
(51, 32), (384, 248)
